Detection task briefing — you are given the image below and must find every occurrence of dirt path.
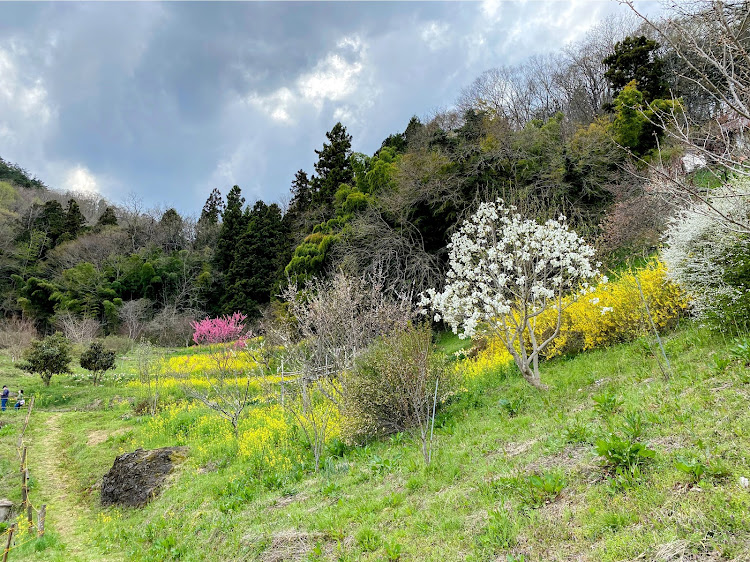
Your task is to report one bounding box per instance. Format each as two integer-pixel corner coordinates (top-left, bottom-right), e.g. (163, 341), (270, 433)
(30, 413), (118, 561)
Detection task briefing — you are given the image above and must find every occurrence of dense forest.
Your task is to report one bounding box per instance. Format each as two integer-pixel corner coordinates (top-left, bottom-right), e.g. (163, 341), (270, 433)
(0, 10), (735, 343)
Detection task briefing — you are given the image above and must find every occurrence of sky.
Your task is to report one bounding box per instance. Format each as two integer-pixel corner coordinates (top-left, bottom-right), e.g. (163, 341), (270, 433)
(0, 1), (659, 215)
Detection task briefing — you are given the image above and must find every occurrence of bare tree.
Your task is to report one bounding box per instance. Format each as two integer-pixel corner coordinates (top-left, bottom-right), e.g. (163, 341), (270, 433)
(265, 272), (414, 469)
(119, 299), (152, 341)
(0, 317), (37, 362)
(54, 312), (100, 345)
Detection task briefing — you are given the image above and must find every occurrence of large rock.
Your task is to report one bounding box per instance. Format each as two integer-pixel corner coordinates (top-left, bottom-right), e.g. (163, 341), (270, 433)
(101, 447), (187, 507)
(0, 499), (12, 522)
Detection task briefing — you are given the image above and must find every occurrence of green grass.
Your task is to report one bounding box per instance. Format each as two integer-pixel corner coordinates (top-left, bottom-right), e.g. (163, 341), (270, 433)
(1, 324), (750, 560)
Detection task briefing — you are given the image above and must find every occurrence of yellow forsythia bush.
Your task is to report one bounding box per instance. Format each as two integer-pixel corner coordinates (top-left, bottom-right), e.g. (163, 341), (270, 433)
(463, 260), (688, 377)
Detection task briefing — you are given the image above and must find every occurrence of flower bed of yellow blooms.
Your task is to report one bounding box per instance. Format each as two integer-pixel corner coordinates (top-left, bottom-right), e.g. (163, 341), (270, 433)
(463, 260), (688, 379)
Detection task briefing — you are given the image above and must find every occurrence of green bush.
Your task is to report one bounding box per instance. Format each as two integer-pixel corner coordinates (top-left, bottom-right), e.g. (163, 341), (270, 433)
(80, 341), (117, 385)
(342, 323), (453, 445)
(19, 332), (72, 386)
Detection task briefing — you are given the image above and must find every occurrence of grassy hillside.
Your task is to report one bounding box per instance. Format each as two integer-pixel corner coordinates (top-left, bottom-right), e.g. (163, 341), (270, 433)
(1, 324), (749, 561)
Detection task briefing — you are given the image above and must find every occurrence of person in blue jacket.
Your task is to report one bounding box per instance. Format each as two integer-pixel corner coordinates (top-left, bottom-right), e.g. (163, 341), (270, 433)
(1, 386), (8, 411)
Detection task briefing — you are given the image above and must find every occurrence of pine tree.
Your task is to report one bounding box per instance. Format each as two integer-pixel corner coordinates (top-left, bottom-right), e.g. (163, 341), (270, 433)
(311, 122), (353, 215)
(199, 188), (225, 225)
(62, 199), (86, 241)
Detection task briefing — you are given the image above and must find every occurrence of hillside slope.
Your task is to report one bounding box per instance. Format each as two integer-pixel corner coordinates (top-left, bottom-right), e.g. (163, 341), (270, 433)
(1, 324), (749, 561)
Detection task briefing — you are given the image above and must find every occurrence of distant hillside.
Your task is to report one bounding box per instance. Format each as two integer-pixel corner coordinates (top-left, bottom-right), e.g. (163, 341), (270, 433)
(0, 156), (47, 190)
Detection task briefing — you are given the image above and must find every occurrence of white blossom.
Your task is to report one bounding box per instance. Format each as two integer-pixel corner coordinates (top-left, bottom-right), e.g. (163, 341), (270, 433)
(422, 199), (598, 388)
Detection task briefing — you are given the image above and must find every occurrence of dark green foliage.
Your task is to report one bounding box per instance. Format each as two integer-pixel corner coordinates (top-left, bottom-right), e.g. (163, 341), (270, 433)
(0, 156), (46, 189)
(80, 340), (117, 385)
(603, 36), (669, 103)
(14, 275), (58, 330)
(214, 185), (247, 274)
(595, 435), (655, 472)
(20, 332), (72, 386)
(63, 199), (86, 240)
(311, 122), (353, 215)
(96, 206), (118, 227)
(221, 201), (288, 318)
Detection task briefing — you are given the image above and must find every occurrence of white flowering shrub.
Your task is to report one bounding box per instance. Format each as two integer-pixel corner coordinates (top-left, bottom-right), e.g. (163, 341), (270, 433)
(661, 179), (750, 331)
(423, 200), (599, 389)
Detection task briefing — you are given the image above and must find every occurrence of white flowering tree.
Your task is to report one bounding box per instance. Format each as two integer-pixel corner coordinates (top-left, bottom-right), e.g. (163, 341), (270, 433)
(423, 200), (599, 389)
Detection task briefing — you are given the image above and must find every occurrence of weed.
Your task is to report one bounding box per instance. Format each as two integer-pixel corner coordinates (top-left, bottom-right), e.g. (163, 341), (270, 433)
(592, 391), (623, 417)
(518, 471), (566, 507)
(384, 538), (403, 561)
(596, 435), (655, 472)
(730, 337), (750, 365)
(475, 505), (518, 554)
(355, 527), (381, 552)
(369, 454), (398, 475)
(712, 355), (732, 373)
(676, 456), (731, 484)
(620, 411), (646, 441)
(498, 397), (524, 417)
(563, 417), (592, 444)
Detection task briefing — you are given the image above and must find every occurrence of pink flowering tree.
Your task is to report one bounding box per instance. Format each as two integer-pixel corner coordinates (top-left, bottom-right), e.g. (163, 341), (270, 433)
(186, 312), (256, 434)
(191, 312), (249, 346)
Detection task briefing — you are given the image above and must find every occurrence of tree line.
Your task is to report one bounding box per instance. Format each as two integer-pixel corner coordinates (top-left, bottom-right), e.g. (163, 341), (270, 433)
(0, 2), (744, 343)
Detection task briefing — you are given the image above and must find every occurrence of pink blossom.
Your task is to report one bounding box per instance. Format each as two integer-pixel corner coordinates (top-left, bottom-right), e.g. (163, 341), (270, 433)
(191, 312), (249, 346)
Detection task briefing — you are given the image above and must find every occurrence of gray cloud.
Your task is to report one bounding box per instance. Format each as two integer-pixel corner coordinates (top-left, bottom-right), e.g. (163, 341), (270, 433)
(0, 1), (660, 213)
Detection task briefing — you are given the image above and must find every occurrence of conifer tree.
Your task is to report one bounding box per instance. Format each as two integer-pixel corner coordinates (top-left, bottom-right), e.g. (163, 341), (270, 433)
(214, 185), (246, 274)
(311, 122), (353, 215)
(222, 201), (288, 318)
(96, 206), (118, 227)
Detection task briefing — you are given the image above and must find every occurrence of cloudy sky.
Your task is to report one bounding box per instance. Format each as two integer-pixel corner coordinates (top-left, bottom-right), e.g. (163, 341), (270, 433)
(0, 1), (658, 214)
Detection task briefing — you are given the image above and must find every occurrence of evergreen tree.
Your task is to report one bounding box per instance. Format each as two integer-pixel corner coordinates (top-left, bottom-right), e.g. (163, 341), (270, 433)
(96, 206), (118, 227)
(214, 185), (246, 274)
(199, 188), (225, 224)
(63, 199), (86, 239)
(603, 36), (669, 103)
(311, 123), (353, 215)
(288, 170), (312, 217)
(222, 201), (288, 318)
(195, 188), (224, 250)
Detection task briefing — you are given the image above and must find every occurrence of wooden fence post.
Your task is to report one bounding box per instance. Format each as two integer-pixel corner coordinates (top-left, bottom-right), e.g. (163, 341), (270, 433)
(37, 506), (46, 537)
(2, 523), (15, 562)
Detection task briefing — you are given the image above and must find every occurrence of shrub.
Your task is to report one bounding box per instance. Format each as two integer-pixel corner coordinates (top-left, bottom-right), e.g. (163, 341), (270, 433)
(462, 260), (687, 378)
(662, 178), (750, 332)
(592, 391), (623, 417)
(342, 323), (452, 463)
(80, 341), (117, 385)
(20, 333), (72, 386)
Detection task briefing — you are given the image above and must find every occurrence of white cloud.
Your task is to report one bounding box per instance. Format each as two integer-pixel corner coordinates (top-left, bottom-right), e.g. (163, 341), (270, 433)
(244, 35), (369, 125)
(0, 48), (55, 146)
(420, 22), (451, 51)
(64, 165), (99, 194)
(298, 53), (363, 105)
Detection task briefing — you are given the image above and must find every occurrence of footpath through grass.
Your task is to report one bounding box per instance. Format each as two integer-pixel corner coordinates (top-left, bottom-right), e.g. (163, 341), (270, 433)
(1, 325), (749, 561)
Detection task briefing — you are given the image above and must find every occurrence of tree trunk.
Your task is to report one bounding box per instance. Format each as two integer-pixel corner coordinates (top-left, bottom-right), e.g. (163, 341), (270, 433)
(520, 364), (549, 391)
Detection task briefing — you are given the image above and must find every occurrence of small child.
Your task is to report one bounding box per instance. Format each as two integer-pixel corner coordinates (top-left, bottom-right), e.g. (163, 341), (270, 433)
(1, 386), (8, 412)
(14, 390), (25, 411)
